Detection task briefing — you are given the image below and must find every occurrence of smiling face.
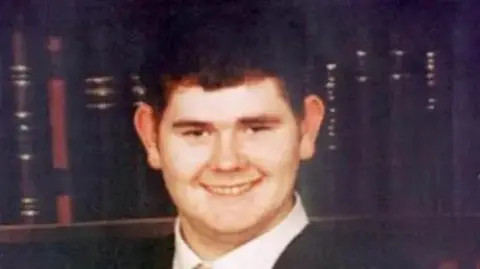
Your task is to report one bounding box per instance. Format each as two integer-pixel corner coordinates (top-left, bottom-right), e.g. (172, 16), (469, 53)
(134, 77), (324, 246)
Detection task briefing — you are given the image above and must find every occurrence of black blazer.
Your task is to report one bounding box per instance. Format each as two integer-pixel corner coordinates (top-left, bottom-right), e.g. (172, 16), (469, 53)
(86, 223), (415, 269)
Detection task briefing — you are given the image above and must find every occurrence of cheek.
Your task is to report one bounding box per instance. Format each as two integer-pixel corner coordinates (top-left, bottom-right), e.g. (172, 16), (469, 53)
(244, 130), (299, 165)
(160, 136), (212, 181)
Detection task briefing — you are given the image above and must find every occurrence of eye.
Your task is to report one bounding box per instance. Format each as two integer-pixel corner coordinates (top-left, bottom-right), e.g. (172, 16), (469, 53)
(181, 129), (210, 138)
(245, 125), (271, 134)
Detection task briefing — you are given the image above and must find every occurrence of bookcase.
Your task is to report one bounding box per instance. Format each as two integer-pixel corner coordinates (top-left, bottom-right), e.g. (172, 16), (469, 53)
(0, 0), (479, 268)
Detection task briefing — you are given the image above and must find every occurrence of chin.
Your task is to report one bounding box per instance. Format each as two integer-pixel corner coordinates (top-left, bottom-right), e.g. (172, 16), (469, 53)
(210, 223), (252, 234)
(204, 214), (265, 236)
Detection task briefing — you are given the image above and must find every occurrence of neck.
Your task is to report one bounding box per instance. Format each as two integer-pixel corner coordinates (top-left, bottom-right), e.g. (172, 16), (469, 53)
(180, 195), (295, 261)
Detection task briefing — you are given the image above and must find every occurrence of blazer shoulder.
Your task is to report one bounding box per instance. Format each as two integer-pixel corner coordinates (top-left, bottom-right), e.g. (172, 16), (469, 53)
(274, 224), (418, 269)
(94, 234), (175, 269)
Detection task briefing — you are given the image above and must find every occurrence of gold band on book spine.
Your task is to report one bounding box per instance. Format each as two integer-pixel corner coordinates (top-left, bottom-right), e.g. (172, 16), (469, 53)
(84, 76), (115, 110)
(325, 63), (337, 151)
(425, 51), (437, 111)
(131, 74), (146, 106)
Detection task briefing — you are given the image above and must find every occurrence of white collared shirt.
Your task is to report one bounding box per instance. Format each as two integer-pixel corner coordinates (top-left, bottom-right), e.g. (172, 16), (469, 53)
(173, 192), (309, 269)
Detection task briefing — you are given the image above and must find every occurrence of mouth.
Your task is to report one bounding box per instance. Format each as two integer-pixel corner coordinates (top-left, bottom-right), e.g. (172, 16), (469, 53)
(200, 177), (263, 196)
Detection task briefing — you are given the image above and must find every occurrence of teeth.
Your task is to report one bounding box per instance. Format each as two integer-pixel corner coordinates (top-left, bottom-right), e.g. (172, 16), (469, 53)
(207, 182), (255, 196)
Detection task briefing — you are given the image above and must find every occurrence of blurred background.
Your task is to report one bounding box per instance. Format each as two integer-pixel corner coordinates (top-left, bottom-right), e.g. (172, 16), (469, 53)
(0, 0), (479, 268)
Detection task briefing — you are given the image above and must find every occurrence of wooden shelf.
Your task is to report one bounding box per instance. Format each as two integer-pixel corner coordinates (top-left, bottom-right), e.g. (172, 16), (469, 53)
(2, 214), (480, 244)
(0, 217), (175, 243)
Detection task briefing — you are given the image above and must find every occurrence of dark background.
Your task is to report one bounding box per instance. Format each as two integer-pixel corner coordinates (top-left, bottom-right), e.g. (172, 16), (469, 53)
(0, 0), (479, 268)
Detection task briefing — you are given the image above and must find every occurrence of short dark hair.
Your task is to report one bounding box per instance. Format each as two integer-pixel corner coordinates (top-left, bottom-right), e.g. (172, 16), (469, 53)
(139, 3), (308, 119)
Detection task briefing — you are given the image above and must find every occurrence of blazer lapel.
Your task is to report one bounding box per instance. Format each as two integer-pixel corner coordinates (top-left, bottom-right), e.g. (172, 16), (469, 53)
(272, 224), (341, 269)
(152, 234), (175, 269)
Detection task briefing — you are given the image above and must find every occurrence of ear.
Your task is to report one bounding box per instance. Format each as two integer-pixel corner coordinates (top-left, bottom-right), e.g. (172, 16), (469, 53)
(133, 102), (163, 170)
(299, 94), (325, 160)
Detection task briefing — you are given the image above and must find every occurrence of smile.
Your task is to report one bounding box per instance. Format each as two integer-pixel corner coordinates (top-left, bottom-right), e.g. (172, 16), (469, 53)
(201, 178), (262, 196)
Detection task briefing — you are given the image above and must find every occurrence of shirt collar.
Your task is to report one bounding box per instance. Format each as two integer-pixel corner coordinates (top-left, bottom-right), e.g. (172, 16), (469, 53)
(173, 192), (309, 269)
(173, 218), (203, 269)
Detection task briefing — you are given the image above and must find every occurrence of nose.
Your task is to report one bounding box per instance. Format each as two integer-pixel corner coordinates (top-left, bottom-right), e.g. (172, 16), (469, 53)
(208, 131), (247, 172)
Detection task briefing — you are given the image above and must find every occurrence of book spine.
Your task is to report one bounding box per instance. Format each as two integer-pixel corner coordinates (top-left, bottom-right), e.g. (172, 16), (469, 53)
(11, 16), (39, 224)
(47, 36), (73, 224)
(352, 5), (377, 215)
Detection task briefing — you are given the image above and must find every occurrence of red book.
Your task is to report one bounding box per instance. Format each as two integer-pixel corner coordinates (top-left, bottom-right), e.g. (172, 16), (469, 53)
(47, 36), (73, 224)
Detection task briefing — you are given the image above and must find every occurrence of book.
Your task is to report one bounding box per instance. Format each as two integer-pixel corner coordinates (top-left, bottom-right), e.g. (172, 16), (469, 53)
(11, 14), (39, 224)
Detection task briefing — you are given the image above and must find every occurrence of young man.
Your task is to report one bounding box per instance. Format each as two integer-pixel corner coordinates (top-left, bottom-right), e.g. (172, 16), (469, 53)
(131, 4), (414, 269)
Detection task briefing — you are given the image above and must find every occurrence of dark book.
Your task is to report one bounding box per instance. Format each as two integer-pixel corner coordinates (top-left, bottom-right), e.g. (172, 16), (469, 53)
(387, 5), (454, 215)
(11, 14), (40, 224)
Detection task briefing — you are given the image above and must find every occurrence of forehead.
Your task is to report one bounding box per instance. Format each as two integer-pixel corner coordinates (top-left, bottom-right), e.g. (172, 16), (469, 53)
(163, 78), (294, 122)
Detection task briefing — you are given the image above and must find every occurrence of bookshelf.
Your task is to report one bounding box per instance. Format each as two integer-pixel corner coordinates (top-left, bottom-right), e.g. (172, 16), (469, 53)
(0, 1), (468, 212)
(0, 217), (175, 243)
(0, 2), (479, 268)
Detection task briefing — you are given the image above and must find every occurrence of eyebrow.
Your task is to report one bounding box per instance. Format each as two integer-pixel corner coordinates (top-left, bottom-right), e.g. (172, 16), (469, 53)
(171, 114), (282, 129)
